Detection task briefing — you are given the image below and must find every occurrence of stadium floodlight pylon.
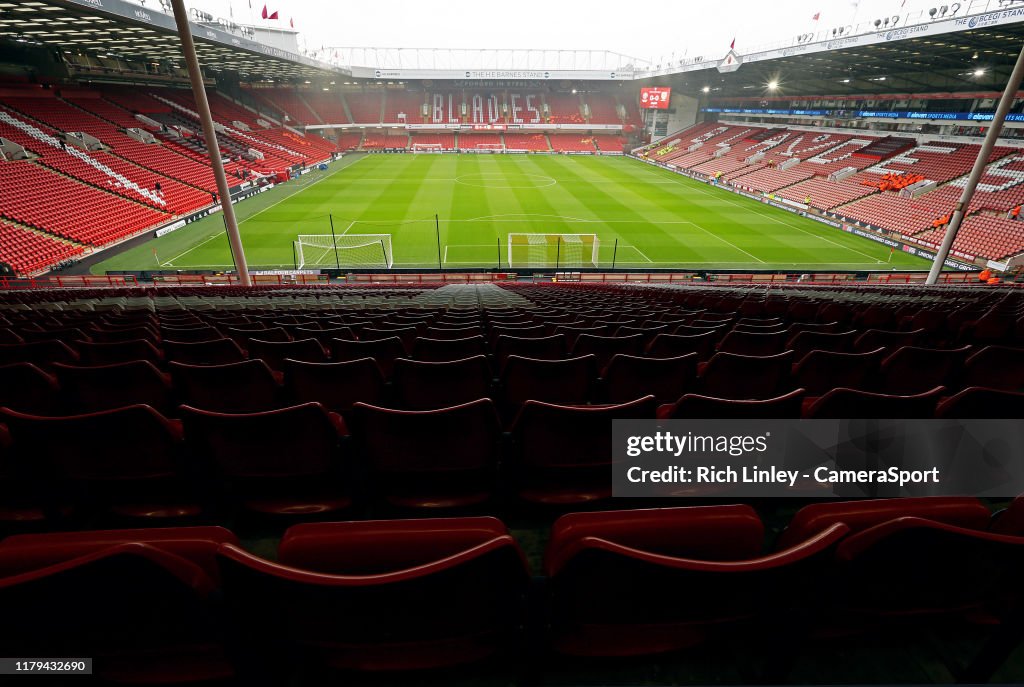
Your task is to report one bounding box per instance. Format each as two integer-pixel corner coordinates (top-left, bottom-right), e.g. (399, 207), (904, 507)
(411, 143), (443, 154)
(294, 234), (393, 269)
(507, 233), (599, 268)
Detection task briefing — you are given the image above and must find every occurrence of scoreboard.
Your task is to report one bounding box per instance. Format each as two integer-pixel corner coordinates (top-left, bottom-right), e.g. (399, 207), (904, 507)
(640, 87), (672, 110)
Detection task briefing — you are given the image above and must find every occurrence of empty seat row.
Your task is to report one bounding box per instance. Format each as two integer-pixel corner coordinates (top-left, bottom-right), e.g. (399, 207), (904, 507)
(0, 496), (1021, 682)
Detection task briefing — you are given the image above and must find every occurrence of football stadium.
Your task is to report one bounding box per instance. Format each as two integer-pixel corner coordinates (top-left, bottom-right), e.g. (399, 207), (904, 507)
(2, 0), (1024, 684)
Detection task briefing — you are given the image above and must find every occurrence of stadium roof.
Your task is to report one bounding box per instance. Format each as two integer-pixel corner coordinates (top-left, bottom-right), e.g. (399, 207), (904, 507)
(662, 20), (1024, 98)
(0, 0), (344, 79)
(1, 0), (1023, 96)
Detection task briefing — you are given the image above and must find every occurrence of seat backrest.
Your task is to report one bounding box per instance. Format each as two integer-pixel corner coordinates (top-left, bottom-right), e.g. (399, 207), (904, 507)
(163, 337), (245, 365)
(160, 325), (223, 343)
(410, 335), (487, 362)
(510, 395), (657, 469)
(853, 328), (923, 352)
(54, 360), (172, 414)
(544, 523), (848, 656)
(350, 398), (501, 473)
(283, 358), (385, 412)
(180, 402), (341, 478)
(878, 345), (972, 395)
(247, 338), (327, 371)
(646, 331), (717, 360)
(215, 537), (529, 671)
(330, 337), (406, 378)
(0, 362), (58, 414)
(546, 505), (764, 574)
(391, 355), (491, 410)
(777, 497), (991, 549)
(0, 404), (183, 481)
(699, 351), (794, 400)
(660, 389), (805, 419)
(494, 334), (567, 365)
(0, 340), (79, 368)
(935, 386), (1024, 419)
(962, 345), (1024, 392)
(0, 543), (225, 681)
(75, 338), (163, 366)
(791, 348), (885, 396)
(0, 526), (238, 580)
(169, 359), (281, 413)
(804, 385), (944, 419)
(603, 353), (697, 404)
(570, 334), (646, 368)
(280, 517), (509, 572)
(831, 517), (1024, 617)
(501, 354), (596, 407)
(717, 329), (787, 356)
(785, 330), (857, 358)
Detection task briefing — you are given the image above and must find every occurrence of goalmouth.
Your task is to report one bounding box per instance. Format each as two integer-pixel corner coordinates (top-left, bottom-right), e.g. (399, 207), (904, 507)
(507, 233), (600, 268)
(294, 234), (393, 269)
(412, 143), (444, 154)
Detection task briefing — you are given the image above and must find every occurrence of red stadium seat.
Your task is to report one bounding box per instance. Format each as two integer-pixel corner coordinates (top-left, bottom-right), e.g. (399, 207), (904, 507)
(776, 497), (992, 549)
(246, 337), (328, 372)
(163, 338), (246, 365)
(698, 351), (794, 400)
(410, 335), (487, 362)
(330, 337), (407, 378)
(500, 354), (596, 410)
(391, 355), (491, 410)
(507, 396), (656, 505)
(545, 505), (848, 655)
(0, 543), (233, 684)
(962, 346), (1024, 391)
(180, 402), (349, 516)
(216, 518), (530, 672)
(283, 358), (385, 413)
(494, 334), (567, 365)
(349, 399), (502, 508)
(53, 360), (174, 414)
(877, 345), (972, 395)
(804, 386), (945, 419)
(74, 338), (164, 366)
(0, 362), (59, 414)
(657, 389), (805, 419)
(170, 359), (282, 413)
(935, 387), (1024, 418)
(0, 404), (198, 519)
(602, 353), (698, 404)
(791, 348), (885, 397)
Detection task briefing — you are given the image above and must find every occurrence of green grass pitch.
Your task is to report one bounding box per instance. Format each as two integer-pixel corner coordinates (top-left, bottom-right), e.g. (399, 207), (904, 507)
(92, 153), (933, 273)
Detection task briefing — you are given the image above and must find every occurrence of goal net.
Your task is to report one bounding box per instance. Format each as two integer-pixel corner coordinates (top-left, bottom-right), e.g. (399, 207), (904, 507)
(475, 143), (505, 153)
(294, 234), (393, 269)
(507, 233), (599, 268)
(412, 143), (443, 153)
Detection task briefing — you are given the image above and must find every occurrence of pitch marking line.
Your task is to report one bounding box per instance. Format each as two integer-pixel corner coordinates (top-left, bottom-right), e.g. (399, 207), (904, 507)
(163, 156), (366, 267)
(652, 167), (884, 264)
(674, 217), (766, 264)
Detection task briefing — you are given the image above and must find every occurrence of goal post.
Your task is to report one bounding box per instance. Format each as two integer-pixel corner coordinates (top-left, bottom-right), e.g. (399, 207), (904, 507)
(294, 234), (393, 269)
(411, 143), (443, 154)
(475, 143), (505, 153)
(507, 233), (600, 268)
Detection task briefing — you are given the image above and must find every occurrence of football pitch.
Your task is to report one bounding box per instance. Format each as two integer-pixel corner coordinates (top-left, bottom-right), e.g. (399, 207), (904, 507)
(92, 153), (932, 273)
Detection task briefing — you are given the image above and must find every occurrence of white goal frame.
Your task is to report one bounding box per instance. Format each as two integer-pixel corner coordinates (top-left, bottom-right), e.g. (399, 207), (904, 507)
(507, 233), (600, 268)
(294, 234), (393, 269)
(475, 143), (506, 153)
(412, 143), (443, 153)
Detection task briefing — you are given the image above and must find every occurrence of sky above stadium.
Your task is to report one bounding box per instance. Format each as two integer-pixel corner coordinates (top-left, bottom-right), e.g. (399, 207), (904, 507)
(188, 0), (947, 64)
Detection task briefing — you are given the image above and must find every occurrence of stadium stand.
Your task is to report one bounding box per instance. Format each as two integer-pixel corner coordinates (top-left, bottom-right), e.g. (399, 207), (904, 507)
(547, 134), (597, 153)
(503, 133), (550, 152)
(345, 90), (385, 124)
